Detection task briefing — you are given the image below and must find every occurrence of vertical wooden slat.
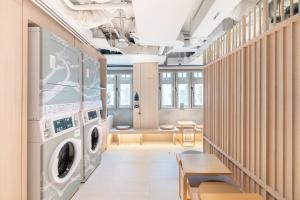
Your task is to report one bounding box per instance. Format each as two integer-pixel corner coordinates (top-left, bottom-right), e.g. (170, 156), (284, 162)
(290, 0), (294, 16)
(250, 43), (256, 192)
(255, 39), (261, 190)
(268, 32), (276, 191)
(233, 52), (237, 161)
(293, 20), (300, 200)
(284, 23), (294, 200)
(241, 47), (245, 170)
(274, 0), (277, 25)
(260, 36), (268, 198)
(254, 6), (257, 37)
(245, 46), (250, 174)
(237, 50), (241, 164)
(281, 0), (285, 21)
(263, 0), (269, 32)
(242, 16), (246, 44)
(259, 2), (262, 34)
(249, 11), (252, 40)
(275, 28), (284, 195)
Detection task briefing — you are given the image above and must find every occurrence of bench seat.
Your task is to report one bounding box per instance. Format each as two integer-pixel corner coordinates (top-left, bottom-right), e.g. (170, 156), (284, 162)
(109, 128), (180, 134)
(187, 176), (240, 200)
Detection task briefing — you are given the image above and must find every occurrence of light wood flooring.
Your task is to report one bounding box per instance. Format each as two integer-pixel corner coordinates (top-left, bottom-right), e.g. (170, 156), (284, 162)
(72, 143), (202, 200)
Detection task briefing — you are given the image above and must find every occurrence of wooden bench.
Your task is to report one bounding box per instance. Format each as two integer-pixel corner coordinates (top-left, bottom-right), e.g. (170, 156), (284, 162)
(109, 128), (180, 145)
(177, 152), (263, 200)
(188, 181), (240, 200)
(187, 176), (240, 200)
(177, 152), (241, 200)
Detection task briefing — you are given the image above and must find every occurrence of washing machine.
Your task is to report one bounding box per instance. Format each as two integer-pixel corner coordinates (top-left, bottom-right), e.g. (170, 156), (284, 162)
(80, 108), (103, 182)
(28, 113), (82, 200)
(28, 27), (82, 200)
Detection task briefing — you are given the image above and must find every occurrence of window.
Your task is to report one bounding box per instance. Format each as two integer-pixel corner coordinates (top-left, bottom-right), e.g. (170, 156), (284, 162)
(118, 74), (132, 108)
(160, 72), (174, 108)
(107, 74), (116, 108)
(107, 72), (132, 109)
(177, 72), (190, 108)
(159, 71), (203, 109)
(192, 72), (203, 107)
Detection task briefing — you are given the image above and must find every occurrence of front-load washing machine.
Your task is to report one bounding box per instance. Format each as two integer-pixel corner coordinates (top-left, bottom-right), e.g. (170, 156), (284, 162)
(80, 108), (103, 182)
(28, 113), (82, 200)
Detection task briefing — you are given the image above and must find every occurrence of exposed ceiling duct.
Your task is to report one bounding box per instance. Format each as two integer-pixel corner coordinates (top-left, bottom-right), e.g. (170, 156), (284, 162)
(63, 0), (132, 11)
(34, 0), (260, 66)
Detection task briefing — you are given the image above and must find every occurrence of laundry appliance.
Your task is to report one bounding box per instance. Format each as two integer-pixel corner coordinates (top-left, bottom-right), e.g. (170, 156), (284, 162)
(80, 108), (102, 182)
(28, 27), (81, 119)
(80, 54), (103, 182)
(28, 113), (82, 200)
(28, 27), (82, 200)
(81, 53), (101, 109)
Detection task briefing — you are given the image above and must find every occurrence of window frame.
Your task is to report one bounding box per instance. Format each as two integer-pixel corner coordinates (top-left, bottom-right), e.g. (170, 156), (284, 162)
(191, 71), (204, 108)
(117, 73), (133, 109)
(159, 72), (175, 109)
(107, 74), (117, 109)
(176, 72), (191, 108)
(159, 70), (203, 110)
(107, 71), (133, 110)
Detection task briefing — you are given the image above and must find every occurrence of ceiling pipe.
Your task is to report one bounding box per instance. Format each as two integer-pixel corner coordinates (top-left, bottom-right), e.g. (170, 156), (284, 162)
(63, 0), (132, 11)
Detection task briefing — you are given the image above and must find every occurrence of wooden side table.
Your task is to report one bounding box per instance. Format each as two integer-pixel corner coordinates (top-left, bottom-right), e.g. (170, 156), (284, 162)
(177, 121), (196, 146)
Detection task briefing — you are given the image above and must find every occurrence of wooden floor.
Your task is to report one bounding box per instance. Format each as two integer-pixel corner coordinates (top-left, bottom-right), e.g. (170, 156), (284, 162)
(72, 143), (202, 200)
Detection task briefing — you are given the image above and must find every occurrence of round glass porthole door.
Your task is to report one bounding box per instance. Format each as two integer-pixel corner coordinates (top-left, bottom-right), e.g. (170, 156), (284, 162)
(49, 138), (81, 184)
(88, 126), (102, 154)
(57, 142), (75, 178)
(91, 127), (99, 151)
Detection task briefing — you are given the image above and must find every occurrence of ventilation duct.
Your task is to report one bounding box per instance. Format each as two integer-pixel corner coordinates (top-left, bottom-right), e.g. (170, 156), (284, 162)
(63, 0), (132, 11)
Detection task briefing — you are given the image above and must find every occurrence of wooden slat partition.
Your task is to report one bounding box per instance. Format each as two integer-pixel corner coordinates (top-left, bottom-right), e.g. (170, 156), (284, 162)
(203, 14), (300, 200)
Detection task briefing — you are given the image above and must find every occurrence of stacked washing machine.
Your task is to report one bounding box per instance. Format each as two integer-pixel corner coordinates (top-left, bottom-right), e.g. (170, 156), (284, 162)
(28, 27), (82, 200)
(80, 53), (103, 182)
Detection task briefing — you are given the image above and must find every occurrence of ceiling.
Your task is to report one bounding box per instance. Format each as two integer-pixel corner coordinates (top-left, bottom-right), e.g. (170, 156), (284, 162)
(132, 0), (196, 46)
(33, 0), (257, 65)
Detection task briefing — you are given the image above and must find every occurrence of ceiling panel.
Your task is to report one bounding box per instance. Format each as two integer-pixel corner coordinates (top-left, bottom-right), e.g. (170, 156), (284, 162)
(132, 0), (196, 46)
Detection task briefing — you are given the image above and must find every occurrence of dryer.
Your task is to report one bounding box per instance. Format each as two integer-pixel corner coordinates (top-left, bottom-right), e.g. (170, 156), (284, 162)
(28, 27), (81, 120)
(82, 53), (101, 109)
(80, 108), (103, 182)
(28, 113), (82, 200)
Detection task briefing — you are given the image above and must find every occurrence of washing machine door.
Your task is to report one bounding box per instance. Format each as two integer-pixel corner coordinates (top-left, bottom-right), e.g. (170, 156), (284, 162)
(50, 138), (81, 184)
(88, 125), (102, 154)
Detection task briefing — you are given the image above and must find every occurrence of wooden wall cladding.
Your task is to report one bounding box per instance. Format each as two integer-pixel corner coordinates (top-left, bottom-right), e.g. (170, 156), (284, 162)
(0, 0), (106, 199)
(0, 0), (23, 200)
(203, 15), (300, 200)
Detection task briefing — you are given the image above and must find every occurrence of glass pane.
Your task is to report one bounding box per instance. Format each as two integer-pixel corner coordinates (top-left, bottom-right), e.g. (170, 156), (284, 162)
(107, 83), (115, 107)
(178, 84), (189, 107)
(194, 83), (203, 106)
(161, 84), (173, 107)
(119, 83), (131, 107)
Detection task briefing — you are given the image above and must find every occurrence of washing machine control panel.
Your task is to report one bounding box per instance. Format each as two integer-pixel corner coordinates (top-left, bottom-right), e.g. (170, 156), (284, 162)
(83, 109), (99, 124)
(41, 113), (80, 140)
